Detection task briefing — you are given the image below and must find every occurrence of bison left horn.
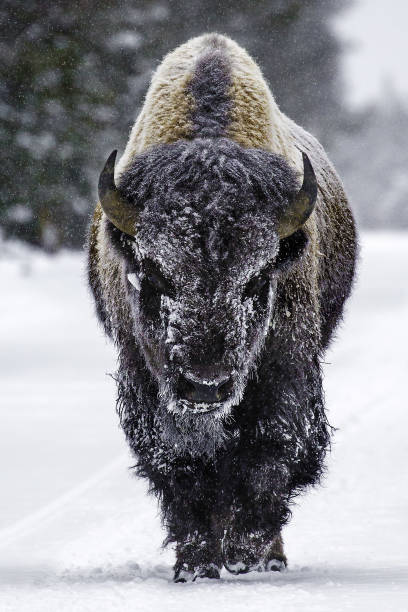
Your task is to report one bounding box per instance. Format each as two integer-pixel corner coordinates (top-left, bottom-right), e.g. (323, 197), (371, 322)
(98, 150), (140, 236)
(278, 152), (318, 239)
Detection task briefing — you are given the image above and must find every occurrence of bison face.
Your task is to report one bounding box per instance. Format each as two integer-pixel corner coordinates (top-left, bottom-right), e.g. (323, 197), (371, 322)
(123, 213), (280, 420)
(101, 138), (316, 425)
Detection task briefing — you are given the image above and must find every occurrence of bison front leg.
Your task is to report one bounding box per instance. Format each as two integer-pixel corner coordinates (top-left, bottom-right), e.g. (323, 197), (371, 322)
(173, 524), (223, 582)
(160, 467), (225, 582)
(221, 462), (290, 574)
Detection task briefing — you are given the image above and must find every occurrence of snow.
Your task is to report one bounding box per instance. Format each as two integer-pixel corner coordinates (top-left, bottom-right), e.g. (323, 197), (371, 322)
(334, 0), (408, 108)
(1, 233), (407, 611)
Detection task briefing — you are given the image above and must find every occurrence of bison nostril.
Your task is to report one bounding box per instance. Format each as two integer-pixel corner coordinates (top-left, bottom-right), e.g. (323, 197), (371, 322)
(216, 377), (234, 402)
(177, 373), (197, 402)
(177, 372), (233, 404)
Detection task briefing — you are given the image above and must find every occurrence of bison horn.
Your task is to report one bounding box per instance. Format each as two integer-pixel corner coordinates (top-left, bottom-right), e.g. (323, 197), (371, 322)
(278, 152), (318, 239)
(98, 150), (140, 236)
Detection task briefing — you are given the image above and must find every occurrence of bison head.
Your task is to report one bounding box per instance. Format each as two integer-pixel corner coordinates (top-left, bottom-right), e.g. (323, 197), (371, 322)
(99, 138), (316, 448)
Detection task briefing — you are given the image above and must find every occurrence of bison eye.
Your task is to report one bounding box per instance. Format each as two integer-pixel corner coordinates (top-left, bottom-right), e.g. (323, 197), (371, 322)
(143, 259), (176, 299)
(243, 267), (271, 307)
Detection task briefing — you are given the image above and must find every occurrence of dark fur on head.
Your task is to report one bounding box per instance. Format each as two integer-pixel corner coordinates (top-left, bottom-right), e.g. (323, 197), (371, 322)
(87, 34), (357, 582)
(107, 138), (309, 457)
(117, 137), (299, 232)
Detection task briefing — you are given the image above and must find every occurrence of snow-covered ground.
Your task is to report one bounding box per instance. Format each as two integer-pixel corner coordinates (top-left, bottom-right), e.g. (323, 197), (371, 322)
(0, 233), (407, 611)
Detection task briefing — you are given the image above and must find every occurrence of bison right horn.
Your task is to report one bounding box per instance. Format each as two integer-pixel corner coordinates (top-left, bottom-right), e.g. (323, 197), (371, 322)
(278, 152), (318, 239)
(98, 150), (141, 236)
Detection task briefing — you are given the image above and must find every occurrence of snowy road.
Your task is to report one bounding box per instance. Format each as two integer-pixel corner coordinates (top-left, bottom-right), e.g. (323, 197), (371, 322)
(1, 234), (407, 611)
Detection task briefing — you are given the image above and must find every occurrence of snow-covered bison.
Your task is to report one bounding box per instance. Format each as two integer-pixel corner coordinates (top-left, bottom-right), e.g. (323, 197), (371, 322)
(87, 34), (357, 581)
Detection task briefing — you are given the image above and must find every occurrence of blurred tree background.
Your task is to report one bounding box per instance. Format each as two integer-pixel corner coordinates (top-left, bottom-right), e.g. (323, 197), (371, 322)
(1, 0), (406, 250)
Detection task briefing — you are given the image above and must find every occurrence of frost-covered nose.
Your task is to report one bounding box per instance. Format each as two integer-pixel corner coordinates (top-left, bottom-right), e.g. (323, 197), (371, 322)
(177, 366), (233, 404)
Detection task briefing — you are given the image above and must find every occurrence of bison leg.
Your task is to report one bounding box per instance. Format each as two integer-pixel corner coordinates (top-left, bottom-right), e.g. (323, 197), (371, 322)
(220, 461), (290, 574)
(264, 533), (287, 571)
(173, 529), (223, 582)
(159, 469), (226, 582)
(222, 530), (287, 574)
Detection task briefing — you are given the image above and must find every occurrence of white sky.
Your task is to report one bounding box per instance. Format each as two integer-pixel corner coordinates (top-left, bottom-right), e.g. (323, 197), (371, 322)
(334, 0), (408, 107)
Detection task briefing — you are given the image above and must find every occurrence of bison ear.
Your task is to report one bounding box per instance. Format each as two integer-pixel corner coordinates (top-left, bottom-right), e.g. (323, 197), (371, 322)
(98, 150), (142, 236)
(278, 152), (317, 239)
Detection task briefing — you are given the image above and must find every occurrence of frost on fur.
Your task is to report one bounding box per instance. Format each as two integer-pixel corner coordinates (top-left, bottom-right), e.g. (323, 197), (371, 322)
(87, 33), (357, 581)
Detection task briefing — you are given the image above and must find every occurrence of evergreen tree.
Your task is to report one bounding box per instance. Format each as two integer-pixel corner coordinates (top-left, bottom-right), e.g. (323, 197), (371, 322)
(332, 93), (408, 229)
(0, 0), (350, 250)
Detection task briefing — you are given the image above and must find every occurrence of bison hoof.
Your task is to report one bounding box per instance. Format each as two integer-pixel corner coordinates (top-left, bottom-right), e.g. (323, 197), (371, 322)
(174, 563), (221, 583)
(222, 538), (260, 574)
(194, 563), (221, 581)
(222, 536), (287, 575)
(224, 557), (286, 575)
(265, 557), (287, 572)
(223, 560), (253, 575)
(174, 566), (194, 583)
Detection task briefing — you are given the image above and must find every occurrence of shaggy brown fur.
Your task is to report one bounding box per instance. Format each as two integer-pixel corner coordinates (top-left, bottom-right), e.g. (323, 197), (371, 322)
(87, 33), (357, 582)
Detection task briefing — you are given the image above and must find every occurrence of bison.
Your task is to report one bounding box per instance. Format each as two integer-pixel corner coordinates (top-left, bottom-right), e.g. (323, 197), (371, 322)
(87, 33), (357, 582)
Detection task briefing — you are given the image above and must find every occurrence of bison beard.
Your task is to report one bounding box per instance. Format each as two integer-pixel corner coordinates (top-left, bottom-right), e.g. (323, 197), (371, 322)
(87, 34), (357, 582)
